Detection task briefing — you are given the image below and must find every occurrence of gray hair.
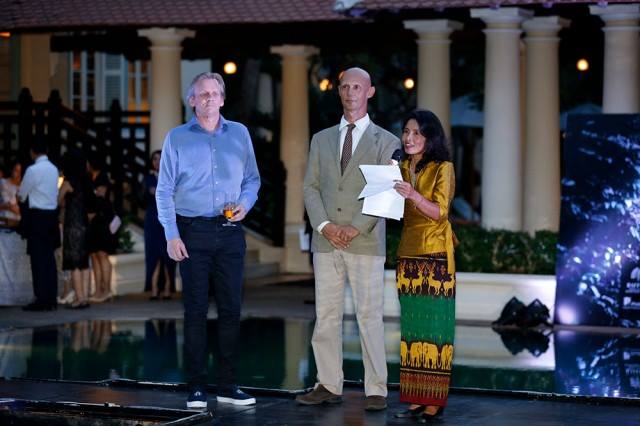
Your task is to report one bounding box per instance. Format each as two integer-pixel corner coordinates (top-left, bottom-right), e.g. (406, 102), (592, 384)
(185, 72), (226, 105)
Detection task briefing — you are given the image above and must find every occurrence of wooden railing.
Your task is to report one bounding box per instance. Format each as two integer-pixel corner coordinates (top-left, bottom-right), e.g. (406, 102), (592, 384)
(85, 103), (151, 223)
(0, 88), (150, 222)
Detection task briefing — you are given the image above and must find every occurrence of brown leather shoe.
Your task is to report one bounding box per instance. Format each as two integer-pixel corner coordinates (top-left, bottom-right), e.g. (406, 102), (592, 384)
(365, 395), (387, 411)
(295, 385), (342, 405)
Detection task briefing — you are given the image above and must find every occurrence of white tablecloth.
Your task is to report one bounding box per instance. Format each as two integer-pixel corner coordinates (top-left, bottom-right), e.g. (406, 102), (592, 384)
(0, 230), (33, 305)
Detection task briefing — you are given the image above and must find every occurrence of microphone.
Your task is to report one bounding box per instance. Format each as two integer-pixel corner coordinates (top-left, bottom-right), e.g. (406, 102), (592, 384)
(390, 149), (404, 165)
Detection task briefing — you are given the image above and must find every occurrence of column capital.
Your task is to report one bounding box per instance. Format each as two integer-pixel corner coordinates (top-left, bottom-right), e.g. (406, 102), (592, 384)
(403, 19), (463, 37)
(471, 7), (533, 28)
(138, 27), (195, 47)
(271, 44), (319, 58)
(523, 16), (571, 40)
(590, 4), (640, 25)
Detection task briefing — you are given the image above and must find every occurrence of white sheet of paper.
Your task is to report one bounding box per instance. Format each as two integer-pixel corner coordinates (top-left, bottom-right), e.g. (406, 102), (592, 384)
(358, 165), (404, 220)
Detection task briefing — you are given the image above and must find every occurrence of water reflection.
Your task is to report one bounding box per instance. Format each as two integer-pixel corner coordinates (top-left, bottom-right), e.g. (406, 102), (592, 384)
(144, 320), (180, 382)
(62, 320), (143, 382)
(492, 328), (552, 358)
(555, 330), (640, 398)
(0, 318), (637, 399)
(28, 327), (59, 380)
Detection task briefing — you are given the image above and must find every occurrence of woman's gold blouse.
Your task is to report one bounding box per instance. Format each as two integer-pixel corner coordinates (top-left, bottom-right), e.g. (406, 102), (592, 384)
(397, 160), (456, 270)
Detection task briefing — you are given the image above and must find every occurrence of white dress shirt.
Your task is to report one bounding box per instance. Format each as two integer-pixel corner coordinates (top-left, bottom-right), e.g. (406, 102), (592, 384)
(18, 155), (59, 210)
(318, 114), (371, 233)
(338, 114), (370, 160)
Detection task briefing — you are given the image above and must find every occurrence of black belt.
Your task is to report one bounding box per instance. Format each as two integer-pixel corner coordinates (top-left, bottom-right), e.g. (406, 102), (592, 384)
(176, 214), (226, 224)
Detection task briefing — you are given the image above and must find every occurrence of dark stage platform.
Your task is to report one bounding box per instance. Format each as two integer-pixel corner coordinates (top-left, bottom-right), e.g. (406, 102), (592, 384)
(0, 378), (639, 425)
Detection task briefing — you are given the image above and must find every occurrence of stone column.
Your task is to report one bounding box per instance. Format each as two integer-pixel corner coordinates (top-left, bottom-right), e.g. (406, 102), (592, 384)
(19, 34), (52, 101)
(590, 4), (640, 113)
(403, 20), (463, 136)
(271, 45), (318, 273)
(471, 7), (533, 231)
(522, 17), (570, 233)
(138, 28), (195, 152)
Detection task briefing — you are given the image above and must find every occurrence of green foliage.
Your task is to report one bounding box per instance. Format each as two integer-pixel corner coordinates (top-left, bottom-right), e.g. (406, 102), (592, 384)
(491, 230), (532, 273)
(385, 220), (403, 270)
(529, 230), (558, 275)
(454, 225), (497, 273)
(116, 216), (135, 254)
(385, 224), (558, 275)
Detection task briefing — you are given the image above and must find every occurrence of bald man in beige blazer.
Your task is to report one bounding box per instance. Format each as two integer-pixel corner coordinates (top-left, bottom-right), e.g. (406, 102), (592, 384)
(297, 68), (400, 411)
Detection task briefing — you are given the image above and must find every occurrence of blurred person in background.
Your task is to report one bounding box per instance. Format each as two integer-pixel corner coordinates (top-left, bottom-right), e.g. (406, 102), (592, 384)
(0, 161), (23, 228)
(87, 153), (116, 303)
(18, 140), (60, 311)
(58, 149), (93, 309)
(143, 150), (176, 300)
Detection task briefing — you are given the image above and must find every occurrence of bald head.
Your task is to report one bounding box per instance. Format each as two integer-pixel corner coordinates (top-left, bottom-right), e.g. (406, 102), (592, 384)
(338, 67), (375, 122)
(340, 67), (371, 85)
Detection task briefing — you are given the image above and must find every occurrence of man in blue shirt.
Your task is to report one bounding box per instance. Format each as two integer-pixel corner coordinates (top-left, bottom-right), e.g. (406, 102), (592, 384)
(156, 72), (260, 409)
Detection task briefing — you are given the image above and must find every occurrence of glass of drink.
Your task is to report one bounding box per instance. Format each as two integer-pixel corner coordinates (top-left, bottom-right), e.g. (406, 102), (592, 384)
(222, 192), (237, 227)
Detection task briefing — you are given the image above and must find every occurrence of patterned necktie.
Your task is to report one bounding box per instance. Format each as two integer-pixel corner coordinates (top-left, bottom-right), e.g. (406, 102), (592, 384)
(341, 123), (356, 174)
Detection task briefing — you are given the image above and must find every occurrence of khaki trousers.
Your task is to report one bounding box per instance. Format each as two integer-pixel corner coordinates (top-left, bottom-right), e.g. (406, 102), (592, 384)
(311, 250), (387, 397)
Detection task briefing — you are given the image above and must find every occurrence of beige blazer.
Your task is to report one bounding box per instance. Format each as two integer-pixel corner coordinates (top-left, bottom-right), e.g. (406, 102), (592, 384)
(303, 121), (400, 256)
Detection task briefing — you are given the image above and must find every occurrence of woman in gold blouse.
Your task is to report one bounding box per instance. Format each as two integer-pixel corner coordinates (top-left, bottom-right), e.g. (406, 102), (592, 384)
(393, 109), (456, 421)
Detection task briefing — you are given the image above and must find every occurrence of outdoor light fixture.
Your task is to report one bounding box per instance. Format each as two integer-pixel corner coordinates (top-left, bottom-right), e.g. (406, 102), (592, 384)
(319, 78), (332, 91)
(577, 59), (589, 72)
(403, 78), (415, 90)
(223, 61), (237, 75)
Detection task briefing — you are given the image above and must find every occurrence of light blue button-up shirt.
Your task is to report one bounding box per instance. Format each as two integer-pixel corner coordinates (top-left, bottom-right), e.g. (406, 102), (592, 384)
(156, 115), (261, 241)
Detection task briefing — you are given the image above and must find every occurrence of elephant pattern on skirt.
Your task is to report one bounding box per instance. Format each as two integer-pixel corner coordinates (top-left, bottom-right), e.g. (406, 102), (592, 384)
(397, 257), (454, 297)
(409, 341), (423, 367)
(400, 340), (409, 367)
(440, 343), (453, 370)
(397, 254), (455, 406)
(422, 342), (439, 369)
(401, 339), (454, 371)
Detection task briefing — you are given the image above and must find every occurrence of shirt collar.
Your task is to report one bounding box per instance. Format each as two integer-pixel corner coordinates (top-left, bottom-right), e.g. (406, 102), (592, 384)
(35, 155), (49, 164)
(188, 115), (228, 133)
(339, 114), (370, 132)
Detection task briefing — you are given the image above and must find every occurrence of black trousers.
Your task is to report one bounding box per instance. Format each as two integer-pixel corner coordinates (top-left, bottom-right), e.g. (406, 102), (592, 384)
(177, 216), (246, 389)
(26, 208), (59, 305)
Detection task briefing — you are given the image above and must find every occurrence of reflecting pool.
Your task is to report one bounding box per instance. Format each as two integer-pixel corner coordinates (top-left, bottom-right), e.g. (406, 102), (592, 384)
(0, 318), (638, 399)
